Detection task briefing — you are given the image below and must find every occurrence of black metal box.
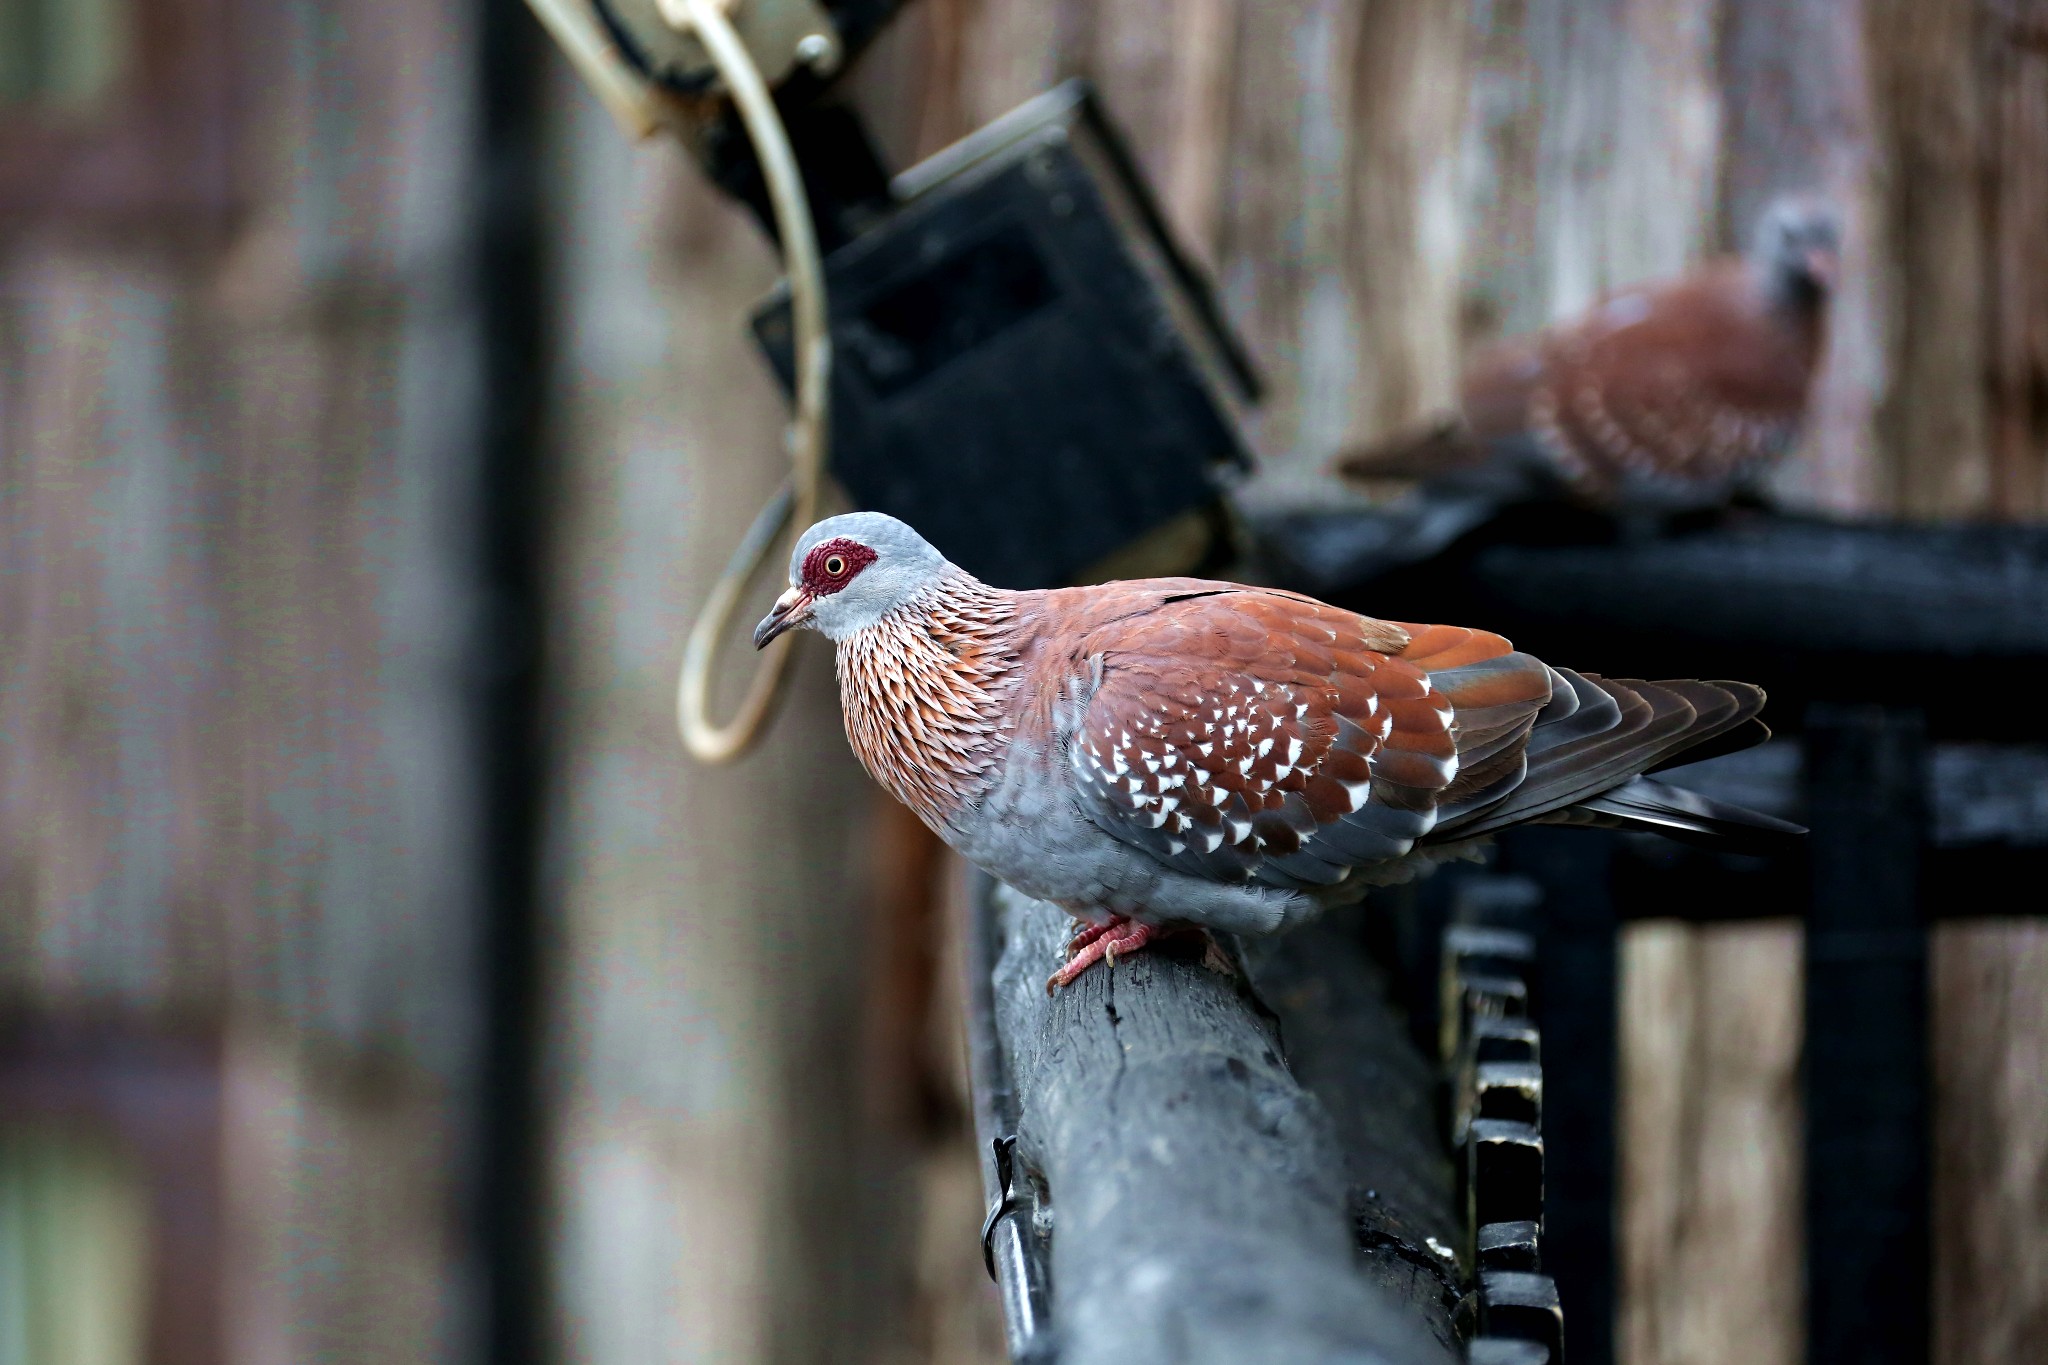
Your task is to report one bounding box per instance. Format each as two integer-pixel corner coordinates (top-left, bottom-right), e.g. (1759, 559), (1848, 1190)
(754, 80), (1258, 588)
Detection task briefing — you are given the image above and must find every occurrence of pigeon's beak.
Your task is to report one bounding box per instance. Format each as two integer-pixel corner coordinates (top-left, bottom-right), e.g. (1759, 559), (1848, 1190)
(752, 587), (813, 649)
(1803, 247), (1839, 290)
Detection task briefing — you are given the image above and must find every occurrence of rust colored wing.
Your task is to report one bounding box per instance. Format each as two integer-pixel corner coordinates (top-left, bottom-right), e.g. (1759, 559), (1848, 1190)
(1059, 589), (1555, 890)
(1052, 584), (1779, 890)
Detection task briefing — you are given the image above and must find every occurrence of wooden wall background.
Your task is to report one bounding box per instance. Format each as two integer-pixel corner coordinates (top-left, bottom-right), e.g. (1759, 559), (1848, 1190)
(541, 1), (2046, 1362)
(5, 0), (2039, 1362)
(1, 0), (491, 1358)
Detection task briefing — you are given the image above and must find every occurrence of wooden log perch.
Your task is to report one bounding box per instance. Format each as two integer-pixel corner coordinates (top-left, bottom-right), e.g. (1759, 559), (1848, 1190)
(978, 878), (1459, 1364)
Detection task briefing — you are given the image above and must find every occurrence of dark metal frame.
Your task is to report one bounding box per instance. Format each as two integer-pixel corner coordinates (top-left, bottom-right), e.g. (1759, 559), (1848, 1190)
(471, 2), (556, 1361)
(1266, 505), (2048, 1365)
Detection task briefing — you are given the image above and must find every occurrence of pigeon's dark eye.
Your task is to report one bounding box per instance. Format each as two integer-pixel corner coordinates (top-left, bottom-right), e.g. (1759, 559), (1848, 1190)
(824, 554), (847, 576)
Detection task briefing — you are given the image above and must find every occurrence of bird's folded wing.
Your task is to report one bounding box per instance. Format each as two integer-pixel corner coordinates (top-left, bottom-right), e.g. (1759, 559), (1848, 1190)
(1061, 591), (1553, 891)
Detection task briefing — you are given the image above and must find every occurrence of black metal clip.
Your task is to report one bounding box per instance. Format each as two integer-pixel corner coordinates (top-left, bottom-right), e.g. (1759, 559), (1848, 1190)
(981, 1133), (1021, 1281)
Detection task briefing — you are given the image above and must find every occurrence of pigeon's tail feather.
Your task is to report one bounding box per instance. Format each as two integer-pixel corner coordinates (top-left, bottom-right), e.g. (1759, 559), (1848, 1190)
(1543, 775), (1806, 856)
(1645, 717), (1772, 773)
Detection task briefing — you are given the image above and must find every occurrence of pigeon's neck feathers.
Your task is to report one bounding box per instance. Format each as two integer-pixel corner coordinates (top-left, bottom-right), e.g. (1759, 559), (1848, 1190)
(835, 570), (1021, 832)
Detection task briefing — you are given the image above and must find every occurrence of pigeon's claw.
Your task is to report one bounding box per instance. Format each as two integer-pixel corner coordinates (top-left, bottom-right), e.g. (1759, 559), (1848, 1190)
(1045, 916), (1164, 994)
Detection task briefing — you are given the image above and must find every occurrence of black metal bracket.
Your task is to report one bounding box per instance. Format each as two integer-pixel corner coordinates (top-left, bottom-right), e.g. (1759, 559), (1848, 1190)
(1442, 881), (1567, 1365)
(751, 81), (1260, 589)
(981, 1133), (1022, 1282)
(1803, 706), (1931, 1364)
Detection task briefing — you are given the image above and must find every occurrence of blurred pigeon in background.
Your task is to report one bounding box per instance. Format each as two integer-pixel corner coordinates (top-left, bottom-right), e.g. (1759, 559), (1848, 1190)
(1325, 198), (1839, 574)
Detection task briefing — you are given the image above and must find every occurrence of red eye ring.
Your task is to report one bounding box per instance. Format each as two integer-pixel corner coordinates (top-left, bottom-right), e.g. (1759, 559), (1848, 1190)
(802, 537), (877, 595)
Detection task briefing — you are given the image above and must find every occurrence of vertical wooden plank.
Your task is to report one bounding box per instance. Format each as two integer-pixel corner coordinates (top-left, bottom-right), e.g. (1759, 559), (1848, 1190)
(1461, 0), (1722, 342)
(1618, 923), (1695, 1365)
(1716, 0), (1885, 515)
(1457, 0), (1542, 349)
(1215, 0), (1365, 492)
(219, 1033), (456, 1365)
(539, 58), (894, 1362)
(1159, 0), (1238, 268)
(1084, 0), (1239, 267)
(1933, 19), (2048, 1354)
(0, 260), (216, 1009)
(1716, 0), (1865, 244)
(1619, 922), (1805, 1365)
(952, 0), (1079, 133)
(838, 4), (939, 167)
(1342, 0), (1468, 442)
(0, 0), (489, 1063)
(1866, 0), (1994, 517)
(1930, 922), (2048, 1365)
(1984, 1), (2048, 519)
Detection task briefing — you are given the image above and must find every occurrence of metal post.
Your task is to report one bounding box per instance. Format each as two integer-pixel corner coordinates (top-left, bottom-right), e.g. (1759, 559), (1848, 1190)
(1500, 830), (1618, 1365)
(1803, 705), (1930, 1365)
(472, 2), (553, 1359)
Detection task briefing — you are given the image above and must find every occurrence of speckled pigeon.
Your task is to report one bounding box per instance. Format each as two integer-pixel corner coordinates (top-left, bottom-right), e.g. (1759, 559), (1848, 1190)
(1335, 197), (1839, 512)
(755, 513), (1799, 990)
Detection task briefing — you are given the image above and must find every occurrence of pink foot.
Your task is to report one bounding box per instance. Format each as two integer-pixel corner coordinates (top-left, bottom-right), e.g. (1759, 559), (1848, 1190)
(1066, 920), (1116, 954)
(1046, 916), (1165, 994)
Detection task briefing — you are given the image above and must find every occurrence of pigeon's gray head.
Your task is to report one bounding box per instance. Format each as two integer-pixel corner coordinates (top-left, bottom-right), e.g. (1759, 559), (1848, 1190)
(1752, 196), (1841, 307)
(753, 512), (952, 647)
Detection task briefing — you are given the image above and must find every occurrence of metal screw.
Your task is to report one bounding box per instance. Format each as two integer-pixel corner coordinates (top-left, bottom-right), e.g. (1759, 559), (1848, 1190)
(795, 31), (839, 74)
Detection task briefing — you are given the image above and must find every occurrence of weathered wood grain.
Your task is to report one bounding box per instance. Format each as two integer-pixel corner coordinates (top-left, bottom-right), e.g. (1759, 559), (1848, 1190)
(1458, 0), (1721, 344)
(1086, 0), (1238, 268)
(1618, 921), (1804, 1365)
(990, 883), (1455, 1365)
(0, 0), (486, 1068)
(1931, 921), (2048, 1365)
(1716, 0), (1884, 516)
(1240, 906), (1464, 1347)
(1868, 0), (1995, 517)
(1341, 0), (1467, 443)
(1213, 0), (1374, 493)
